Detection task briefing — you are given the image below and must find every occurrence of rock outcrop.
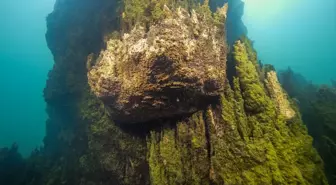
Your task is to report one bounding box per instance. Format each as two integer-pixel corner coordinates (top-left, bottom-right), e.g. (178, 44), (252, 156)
(2, 1), (328, 185)
(146, 39), (328, 185)
(210, 0), (248, 44)
(88, 6), (228, 123)
(265, 70), (295, 119)
(280, 68), (336, 184)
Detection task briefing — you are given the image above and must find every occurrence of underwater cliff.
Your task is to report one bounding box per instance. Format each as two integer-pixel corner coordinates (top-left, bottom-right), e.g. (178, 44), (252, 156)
(0, 0), (331, 185)
(279, 69), (336, 184)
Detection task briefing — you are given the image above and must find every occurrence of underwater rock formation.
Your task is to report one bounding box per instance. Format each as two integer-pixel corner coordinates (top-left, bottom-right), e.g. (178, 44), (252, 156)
(313, 87), (336, 184)
(0, 144), (25, 185)
(0, 0), (328, 185)
(209, 0), (248, 44)
(280, 69), (336, 184)
(0, 144), (45, 185)
(88, 6), (228, 123)
(265, 71), (295, 119)
(225, 0), (248, 44)
(144, 38), (328, 185)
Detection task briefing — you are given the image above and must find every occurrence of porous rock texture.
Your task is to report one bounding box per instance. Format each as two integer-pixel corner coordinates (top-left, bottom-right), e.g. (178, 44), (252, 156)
(146, 39), (328, 185)
(4, 0), (328, 185)
(88, 7), (228, 123)
(265, 70), (295, 119)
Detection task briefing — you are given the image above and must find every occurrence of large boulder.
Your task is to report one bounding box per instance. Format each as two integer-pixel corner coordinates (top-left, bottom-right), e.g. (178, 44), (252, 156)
(88, 7), (228, 123)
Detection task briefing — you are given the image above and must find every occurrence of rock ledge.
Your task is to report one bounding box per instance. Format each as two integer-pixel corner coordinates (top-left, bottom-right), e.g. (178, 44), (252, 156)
(88, 7), (228, 123)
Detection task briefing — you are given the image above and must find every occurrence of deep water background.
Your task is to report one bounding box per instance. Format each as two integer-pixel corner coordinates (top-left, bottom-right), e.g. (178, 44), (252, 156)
(0, 0), (335, 157)
(0, 0), (54, 156)
(243, 0), (336, 84)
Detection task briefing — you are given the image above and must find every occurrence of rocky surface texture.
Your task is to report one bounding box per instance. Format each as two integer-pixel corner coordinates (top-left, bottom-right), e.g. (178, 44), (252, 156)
(88, 6), (228, 123)
(209, 0), (248, 44)
(280, 69), (336, 184)
(144, 38), (328, 185)
(0, 0), (330, 185)
(265, 71), (295, 119)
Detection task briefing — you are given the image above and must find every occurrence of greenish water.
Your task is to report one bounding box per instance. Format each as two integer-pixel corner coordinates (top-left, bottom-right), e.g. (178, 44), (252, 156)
(243, 0), (336, 84)
(0, 0), (54, 156)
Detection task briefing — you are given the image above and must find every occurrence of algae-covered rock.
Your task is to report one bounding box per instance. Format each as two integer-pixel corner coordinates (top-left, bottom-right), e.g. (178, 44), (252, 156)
(146, 38), (328, 185)
(88, 6), (228, 123)
(10, 0), (327, 185)
(280, 70), (336, 184)
(265, 70), (295, 119)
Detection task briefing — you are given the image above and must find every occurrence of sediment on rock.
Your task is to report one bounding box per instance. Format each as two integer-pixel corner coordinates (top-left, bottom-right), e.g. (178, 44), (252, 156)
(11, 0), (328, 185)
(88, 5), (228, 124)
(146, 38), (328, 185)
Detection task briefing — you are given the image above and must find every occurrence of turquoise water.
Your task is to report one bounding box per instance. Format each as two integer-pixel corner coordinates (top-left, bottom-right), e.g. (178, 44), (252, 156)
(0, 0), (54, 156)
(0, 0), (335, 156)
(243, 0), (336, 84)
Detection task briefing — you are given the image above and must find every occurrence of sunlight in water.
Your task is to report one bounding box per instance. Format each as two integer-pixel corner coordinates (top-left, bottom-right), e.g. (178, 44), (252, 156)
(244, 0), (296, 22)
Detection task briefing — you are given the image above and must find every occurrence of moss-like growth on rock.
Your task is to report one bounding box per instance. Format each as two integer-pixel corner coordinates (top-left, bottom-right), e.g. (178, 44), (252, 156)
(88, 5), (228, 123)
(121, 0), (208, 31)
(265, 71), (295, 119)
(146, 38), (328, 185)
(2, 0), (327, 185)
(279, 69), (336, 184)
(78, 90), (149, 184)
(147, 112), (210, 185)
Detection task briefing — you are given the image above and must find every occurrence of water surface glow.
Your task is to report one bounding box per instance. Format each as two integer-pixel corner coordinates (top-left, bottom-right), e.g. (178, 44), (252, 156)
(243, 0), (336, 83)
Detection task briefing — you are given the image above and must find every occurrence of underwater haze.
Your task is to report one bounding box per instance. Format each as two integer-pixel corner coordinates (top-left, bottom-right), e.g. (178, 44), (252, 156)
(1, 0), (336, 184)
(0, 0), (335, 159)
(243, 0), (336, 84)
(0, 0), (55, 156)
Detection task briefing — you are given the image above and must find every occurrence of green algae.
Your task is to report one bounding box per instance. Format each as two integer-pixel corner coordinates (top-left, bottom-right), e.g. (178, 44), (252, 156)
(148, 113), (211, 185)
(1, 0), (328, 185)
(121, 0), (226, 32)
(79, 90), (149, 184)
(146, 38), (328, 185)
(122, 0), (192, 30)
(279, 69), (336, 184)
